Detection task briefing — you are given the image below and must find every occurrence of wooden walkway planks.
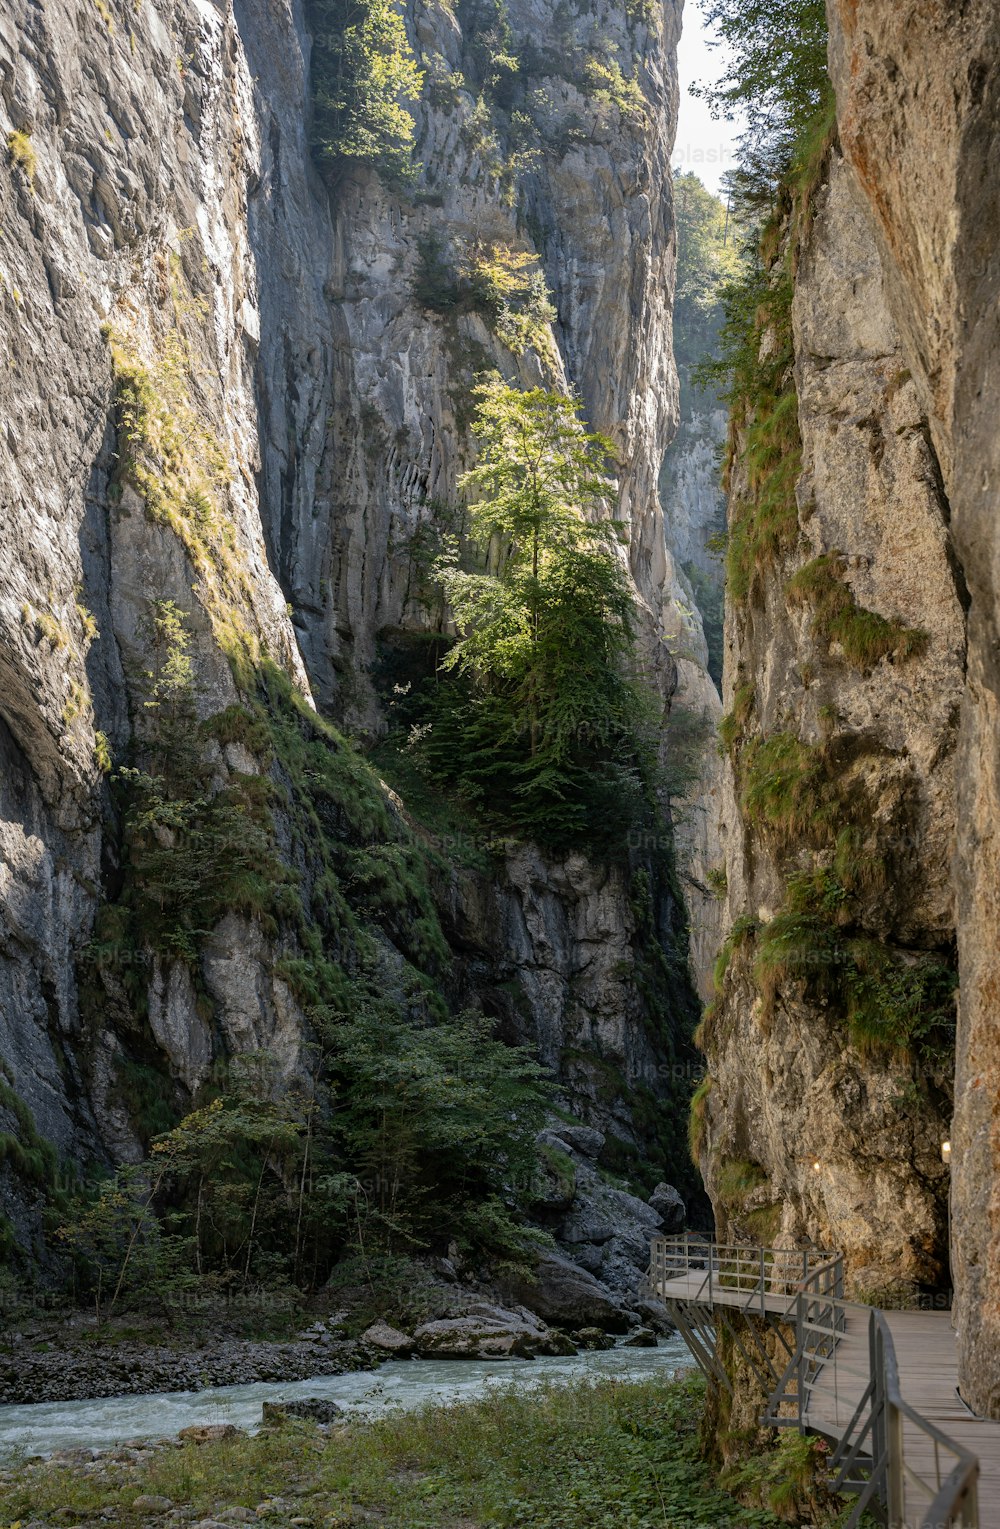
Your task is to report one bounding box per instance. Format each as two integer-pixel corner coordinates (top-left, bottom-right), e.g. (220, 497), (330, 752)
(642, 1266), (802, 1318)
(887, 1311), (1000, 1529)
(650, 1242), (997, 1528)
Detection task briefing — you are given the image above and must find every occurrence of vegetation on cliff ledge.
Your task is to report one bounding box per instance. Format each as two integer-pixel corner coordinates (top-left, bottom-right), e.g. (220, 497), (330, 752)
(306, 0), (423, 183)
(395, 380), (664, 854)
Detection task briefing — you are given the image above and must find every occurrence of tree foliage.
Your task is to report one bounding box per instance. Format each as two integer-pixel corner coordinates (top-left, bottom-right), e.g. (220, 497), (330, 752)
(306, 0), (423, 183)
(694, 0), (829, 201)
(672, 171), (741, 374)
(416, 381), (657, 849)
(322, 1003), (552, 1268)
(102, 603), (290, 968)
(58, 1009), (553, 1314)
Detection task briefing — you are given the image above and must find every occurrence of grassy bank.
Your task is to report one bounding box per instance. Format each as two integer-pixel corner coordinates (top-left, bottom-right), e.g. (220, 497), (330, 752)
(0, 1374), (790, 1529)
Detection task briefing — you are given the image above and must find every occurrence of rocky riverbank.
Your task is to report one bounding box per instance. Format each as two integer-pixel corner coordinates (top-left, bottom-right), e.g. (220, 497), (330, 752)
(0, 1124), (682, 1407)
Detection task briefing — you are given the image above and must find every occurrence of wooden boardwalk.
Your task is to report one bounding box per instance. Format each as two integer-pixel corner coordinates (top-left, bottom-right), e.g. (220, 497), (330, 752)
(648, 1238), (992, 1528)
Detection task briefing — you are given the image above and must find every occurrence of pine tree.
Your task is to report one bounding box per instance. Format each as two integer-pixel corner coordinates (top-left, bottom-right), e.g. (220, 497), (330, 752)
(423, 380), (656, 848)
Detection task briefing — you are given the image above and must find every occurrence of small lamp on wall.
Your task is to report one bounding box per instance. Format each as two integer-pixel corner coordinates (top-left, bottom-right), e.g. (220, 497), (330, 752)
(811, 1158), (822, 1174)
(942, 1139), (952, 1167)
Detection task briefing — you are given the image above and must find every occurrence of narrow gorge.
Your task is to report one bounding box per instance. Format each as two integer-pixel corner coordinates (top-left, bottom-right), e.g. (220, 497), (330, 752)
(2, 0), (1000, 1521)
(0, 0), (726, 1381)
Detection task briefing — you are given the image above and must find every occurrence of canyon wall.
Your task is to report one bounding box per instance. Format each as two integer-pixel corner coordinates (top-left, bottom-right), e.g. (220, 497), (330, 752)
(0, 0), (708, 1238)
(702, 145), (963, 1291)
(698, 0), (1000, 1420)
(826, 0), (1000, 1419)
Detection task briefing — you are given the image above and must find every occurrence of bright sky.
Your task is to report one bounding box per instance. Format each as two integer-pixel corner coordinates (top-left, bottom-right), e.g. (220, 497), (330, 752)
(673, 0), (745, 198)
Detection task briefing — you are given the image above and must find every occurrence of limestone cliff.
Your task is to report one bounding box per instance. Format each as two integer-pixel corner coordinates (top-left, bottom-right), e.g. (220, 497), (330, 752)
(701, 146), (965, 1294)
(0, 0), (700, 1243)
(826, 0), (1000, 1419)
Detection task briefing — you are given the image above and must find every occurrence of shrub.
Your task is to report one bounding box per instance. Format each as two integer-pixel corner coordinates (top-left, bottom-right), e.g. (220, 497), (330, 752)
(6, 129), (36, 181)
(786, 552), (928, 671)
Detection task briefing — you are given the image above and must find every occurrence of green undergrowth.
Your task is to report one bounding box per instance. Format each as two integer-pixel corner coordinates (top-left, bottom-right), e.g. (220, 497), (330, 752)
(0, 1070), (59, 1193)
(722, 1427), (840, 1521)
(751, 868), (956, 1059)
(0, 1373), (790, 1529)
(706, 718), (957, 1062)
(702, 83), (839, 612)
(786, 553), (928, 671)
(688, 1073), (713, 1163)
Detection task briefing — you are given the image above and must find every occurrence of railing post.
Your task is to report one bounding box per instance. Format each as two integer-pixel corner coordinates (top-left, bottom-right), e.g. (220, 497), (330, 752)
(760, 1246), (766, 1316)
(887, 1396), (905, 1526)
(870, 1312), (890, 1516)
(796, 1291), (805, 1431)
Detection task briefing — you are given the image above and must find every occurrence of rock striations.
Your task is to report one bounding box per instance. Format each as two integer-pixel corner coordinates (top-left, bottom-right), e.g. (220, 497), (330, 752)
(0, 0), (709, 1248)
(698, 0), (1000, 1421)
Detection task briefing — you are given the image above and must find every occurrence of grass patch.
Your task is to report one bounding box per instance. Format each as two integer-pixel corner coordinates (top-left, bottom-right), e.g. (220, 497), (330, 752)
(786, 553), (928, 671)
(715, 1157), (769, 1209)
(0, 1373), (788, 1528)
(6, 128), (36, 181)
(718, 681), (755, 757)
(738, 731), (830, 845)
(688, 1073), (713, 1163)
(712, 914), (758, 994)
(752, 871), (957, 1060)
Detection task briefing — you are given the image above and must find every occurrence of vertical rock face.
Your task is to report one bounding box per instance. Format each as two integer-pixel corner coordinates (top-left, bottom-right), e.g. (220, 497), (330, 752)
(704, 150), (964, 1287)
(0, 0), (312, 1161)
(826, 0), (1000, 1417)
(283, 0), (686, 721)
(0, 0), (698, 1218)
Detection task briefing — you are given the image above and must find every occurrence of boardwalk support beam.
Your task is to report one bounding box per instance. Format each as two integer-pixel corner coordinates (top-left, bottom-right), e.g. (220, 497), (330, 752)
(646, 1236), (981, 1529)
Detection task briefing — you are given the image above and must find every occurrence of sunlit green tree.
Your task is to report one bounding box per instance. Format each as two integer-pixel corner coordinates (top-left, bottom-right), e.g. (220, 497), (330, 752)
(420, 380), (656, 847)
(307, 0), (423, 183)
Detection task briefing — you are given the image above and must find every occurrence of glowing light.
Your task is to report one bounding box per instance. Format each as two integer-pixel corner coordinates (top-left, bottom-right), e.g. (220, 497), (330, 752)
(942, 1140), (952, 1166)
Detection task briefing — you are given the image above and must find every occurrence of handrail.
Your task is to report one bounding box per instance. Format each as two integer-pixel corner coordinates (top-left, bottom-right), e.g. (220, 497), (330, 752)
(648, 1237), (980, 1529)
(874, 1310), (979, 1529)
(646, 1234), (840, 1321)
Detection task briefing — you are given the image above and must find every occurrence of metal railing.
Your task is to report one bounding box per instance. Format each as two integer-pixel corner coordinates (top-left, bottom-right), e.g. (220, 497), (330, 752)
(649, 1236), (980, 1529)
(647, 1234), (841, 1320)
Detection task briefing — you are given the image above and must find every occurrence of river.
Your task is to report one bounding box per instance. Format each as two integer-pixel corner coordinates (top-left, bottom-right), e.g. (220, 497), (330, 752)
(0, 1336), (692, 1460)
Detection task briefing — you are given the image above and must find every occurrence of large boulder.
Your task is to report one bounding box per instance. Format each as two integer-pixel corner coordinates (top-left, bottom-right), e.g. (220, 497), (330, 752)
(648, 1183), (686, 1232)
(634, 1296), (677, 1335)
(544, 1124), (605, 1159)
(412, 1304), (575, 1359)
(361, 1319), (413, 1356)
(622, 1327), (658, 1348)
(533, 1133), (578, 1212)
(502, 1252), (628, 1332)
(560, 1204), (616, 1245)
(261, 1398), (344, 1426)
